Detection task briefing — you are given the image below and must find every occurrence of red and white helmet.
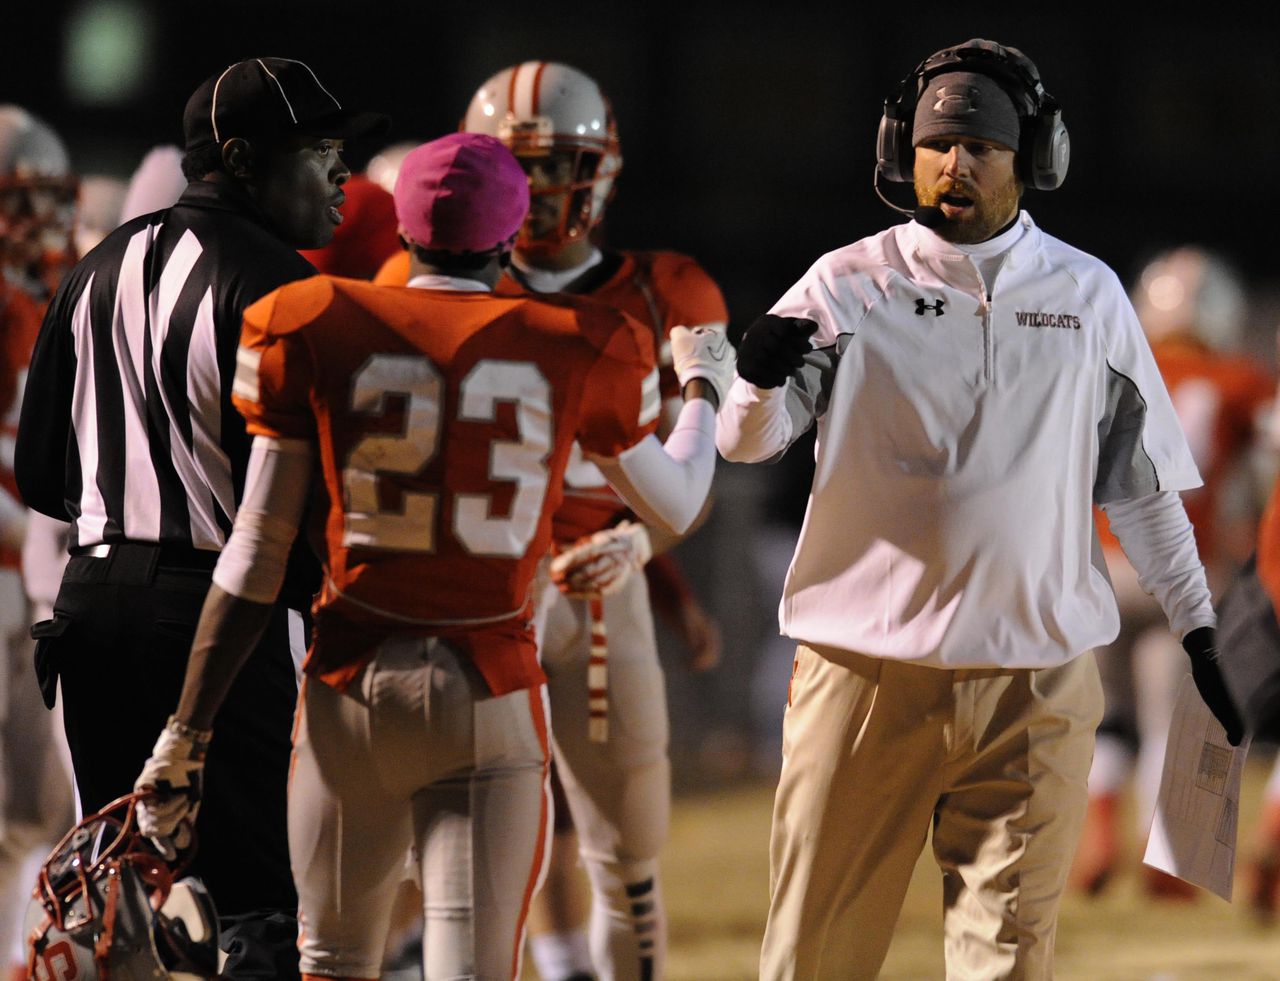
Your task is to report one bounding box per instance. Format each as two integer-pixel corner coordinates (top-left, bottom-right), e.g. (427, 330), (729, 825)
(0, 104), (78, 296)
(24, 793), (220, 980)
(1132, 246), (1247, 352)
(462, 62), (622, 252)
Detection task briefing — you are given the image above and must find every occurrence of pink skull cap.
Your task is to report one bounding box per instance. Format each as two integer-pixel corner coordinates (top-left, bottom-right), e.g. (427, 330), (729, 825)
(393, 132), (530, 253)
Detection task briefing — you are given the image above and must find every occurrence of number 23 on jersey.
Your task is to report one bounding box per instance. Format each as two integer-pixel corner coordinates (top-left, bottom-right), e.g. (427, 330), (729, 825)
(342, 352), (554, 558)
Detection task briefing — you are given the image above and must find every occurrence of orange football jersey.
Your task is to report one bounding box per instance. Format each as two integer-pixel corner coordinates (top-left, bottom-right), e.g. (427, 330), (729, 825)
(234, 275), (660, 695)
(1, 277), (44, 568)
(1258, 479), (1280, 614)
(374, 250), (728, 543)
(1097, 337), (1273, 561)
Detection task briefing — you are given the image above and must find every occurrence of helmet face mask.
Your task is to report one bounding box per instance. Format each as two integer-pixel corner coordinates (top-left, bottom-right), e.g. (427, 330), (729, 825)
(463, 62), (622, 255)
(25, 793), (220, 980)
(1, 172), (78, 268)
(516, 147), (609, 254)
(0, 104), (78, 296)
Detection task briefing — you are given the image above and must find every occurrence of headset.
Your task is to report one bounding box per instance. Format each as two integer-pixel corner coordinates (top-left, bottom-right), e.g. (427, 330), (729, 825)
(876, 38), (1070, 191)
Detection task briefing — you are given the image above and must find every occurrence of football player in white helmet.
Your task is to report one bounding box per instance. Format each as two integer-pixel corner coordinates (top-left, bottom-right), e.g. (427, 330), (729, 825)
(1072, 246), (1272, 901)
(460, 62), (728, 981)
(0, 104), (77, 981)
(0, 105), (78, 303)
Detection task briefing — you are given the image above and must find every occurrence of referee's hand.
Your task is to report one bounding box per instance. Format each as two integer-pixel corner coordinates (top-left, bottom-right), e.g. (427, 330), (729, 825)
(736, 315), (818, 389)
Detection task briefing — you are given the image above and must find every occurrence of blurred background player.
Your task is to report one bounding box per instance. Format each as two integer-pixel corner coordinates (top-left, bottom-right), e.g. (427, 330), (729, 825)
(1072, 246), (1273, 899)
(133, 131), (733, 981)
(459, 61), (728, 981)
(0, 103), (77, 981)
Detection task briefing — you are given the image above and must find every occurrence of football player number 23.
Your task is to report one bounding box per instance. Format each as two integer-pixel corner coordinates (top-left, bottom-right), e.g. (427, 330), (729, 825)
(343, 353), (552, 557)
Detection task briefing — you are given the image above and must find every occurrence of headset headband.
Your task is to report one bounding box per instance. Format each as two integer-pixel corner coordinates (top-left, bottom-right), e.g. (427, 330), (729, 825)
(893, 40), (1055, 124)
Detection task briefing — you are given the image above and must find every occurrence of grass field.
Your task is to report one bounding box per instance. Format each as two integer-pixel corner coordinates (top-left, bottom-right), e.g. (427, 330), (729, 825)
(655, 758), (1280, 980)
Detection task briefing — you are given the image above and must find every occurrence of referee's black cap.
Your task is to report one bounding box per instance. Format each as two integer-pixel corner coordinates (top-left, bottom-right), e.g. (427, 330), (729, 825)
(183, 57), (390, 152)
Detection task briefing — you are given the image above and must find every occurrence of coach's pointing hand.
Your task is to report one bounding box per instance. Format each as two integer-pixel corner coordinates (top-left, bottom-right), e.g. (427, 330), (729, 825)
(736, 315), (818, 389)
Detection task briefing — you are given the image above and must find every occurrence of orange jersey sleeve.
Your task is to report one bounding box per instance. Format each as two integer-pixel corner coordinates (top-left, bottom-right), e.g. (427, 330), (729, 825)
(1097, 340), (1273, 561)
(493, 251), (722, 542)
(233, 277), (656, 696)
(233, 278), (332, 441)
(373, 249), (411, 287)
(568, 298), (661, 460)
(1, 279), (44, 567)
(591, 251), (728, 401)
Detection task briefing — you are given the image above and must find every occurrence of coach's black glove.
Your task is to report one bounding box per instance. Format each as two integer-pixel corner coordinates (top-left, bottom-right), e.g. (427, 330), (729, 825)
(1183, 626), (1245, 746)
(736, 314), (818, 389)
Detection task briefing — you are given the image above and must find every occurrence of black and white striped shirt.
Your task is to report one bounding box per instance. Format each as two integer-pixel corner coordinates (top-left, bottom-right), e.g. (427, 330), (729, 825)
(16, 178), (317, 554)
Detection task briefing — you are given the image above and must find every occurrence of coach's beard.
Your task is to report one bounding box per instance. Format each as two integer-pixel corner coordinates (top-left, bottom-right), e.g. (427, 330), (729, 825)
(914, 178), (1022, 244)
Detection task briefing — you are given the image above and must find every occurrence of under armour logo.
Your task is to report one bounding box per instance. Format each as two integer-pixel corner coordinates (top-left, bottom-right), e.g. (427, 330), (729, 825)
(933, 85), (981, 115)
(915, 298), (946, 316)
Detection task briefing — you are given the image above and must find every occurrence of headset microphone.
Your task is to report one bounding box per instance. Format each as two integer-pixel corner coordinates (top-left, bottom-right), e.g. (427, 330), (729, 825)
(872, 166), (914, 218)
(913, 205), (945, 228)
(872, 167), (946, 229)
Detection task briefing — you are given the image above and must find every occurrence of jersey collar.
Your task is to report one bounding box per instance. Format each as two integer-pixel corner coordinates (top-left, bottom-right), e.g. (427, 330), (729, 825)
(902, 210), (1040, 286)
(406, 273), (490, 292)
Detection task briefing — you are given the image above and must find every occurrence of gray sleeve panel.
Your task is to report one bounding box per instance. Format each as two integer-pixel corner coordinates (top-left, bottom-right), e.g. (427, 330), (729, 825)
(783, 334), (848, 434)
(1094, 362), (1161, 505)
(750, 335), (848, 466)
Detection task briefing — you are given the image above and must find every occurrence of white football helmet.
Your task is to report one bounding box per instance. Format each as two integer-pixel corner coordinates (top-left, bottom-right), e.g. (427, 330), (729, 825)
(25, 793), (220, 980)
(462, 62), (622, 252)
(1132, 246), (1247, 352)
(74, 174), (127, 256)
(0, 104), (78, 297)
(365, 140), (419, 197)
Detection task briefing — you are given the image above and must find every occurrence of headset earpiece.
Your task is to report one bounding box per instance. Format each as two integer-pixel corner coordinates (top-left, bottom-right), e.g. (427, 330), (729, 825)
(875, 108), (912, 184)
(1022, 104), (1070, 190)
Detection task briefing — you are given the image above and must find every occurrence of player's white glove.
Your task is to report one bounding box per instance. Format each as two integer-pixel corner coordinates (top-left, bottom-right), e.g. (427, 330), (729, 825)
(550, 520), (653, 597)
(670, 325), (735, 409)
(134, 716), (212, 859)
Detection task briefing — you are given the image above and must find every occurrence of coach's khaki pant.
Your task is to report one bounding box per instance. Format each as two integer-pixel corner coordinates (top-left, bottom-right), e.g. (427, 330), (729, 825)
(760, 644), (1103, 981)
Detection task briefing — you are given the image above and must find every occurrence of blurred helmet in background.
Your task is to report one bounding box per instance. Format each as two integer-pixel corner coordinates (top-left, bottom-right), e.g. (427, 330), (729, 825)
(1133, 246), (1247, 351)
(0, 104), (78, 296)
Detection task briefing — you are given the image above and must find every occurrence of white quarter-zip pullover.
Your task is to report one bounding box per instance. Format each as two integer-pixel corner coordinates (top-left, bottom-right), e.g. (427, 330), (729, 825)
(718, 212), (1209, 668)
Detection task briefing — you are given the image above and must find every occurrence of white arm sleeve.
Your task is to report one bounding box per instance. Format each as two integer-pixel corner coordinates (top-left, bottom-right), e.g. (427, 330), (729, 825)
(589, 398), (716, 536)
(21, 512), (69, 620)
(212, 436), (314, 604)
(1102, 490), (1215, 639)
(715, 376), (795, 463)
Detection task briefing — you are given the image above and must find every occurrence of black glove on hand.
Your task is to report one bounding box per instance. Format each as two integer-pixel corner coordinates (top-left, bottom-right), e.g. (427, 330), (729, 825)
(736, 314), (818, 389)
(1183, 626), (1245, 746)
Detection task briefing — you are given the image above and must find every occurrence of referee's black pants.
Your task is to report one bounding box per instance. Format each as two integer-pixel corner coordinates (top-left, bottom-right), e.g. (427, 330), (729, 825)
(33, 542), (304, 980)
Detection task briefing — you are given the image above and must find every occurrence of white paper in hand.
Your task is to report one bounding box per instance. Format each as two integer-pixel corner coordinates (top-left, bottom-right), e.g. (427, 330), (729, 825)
(1143, 675), (1251, 901)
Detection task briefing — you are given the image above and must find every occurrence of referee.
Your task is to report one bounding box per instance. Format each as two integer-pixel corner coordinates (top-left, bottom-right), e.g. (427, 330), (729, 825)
(15, 58), (386, 978)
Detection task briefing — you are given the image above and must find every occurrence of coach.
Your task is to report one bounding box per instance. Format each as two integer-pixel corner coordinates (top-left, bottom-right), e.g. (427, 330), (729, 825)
(717, 38), (1243, 979)
(15, 57), (385, 978)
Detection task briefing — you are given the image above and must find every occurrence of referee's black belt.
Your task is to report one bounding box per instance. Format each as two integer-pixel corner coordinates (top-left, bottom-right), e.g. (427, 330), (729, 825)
(69, 540), (220, 572)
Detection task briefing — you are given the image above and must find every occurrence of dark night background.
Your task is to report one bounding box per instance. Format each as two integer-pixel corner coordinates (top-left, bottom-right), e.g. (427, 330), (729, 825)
(7, 0), (1280, 772)
(8, 2), (1280, 337)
